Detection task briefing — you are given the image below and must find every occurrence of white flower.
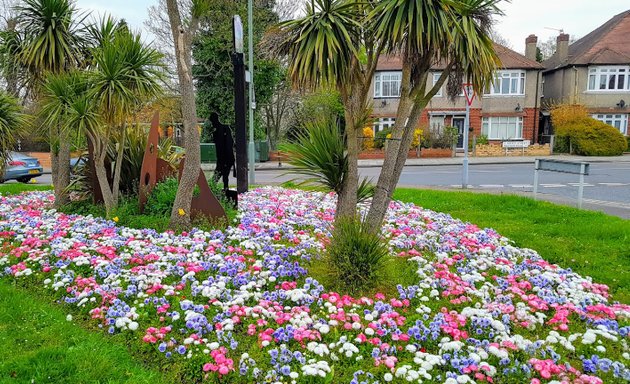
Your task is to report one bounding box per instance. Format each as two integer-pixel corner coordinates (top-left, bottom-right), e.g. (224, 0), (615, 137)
(384, 373), (393, 382)
(66, 314), (73, 321)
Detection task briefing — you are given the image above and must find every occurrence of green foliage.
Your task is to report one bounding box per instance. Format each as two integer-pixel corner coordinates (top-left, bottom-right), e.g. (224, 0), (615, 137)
(0, 280), (173, 384)
(476, 134), (489, 145)
(286, 88), (345, 141)
(373, 128), (391, 149)
(272, 0), (361, 89)
(281, 115), (347, 193)
(393, 188), (630, 303)
(323, 216), (389, 295)
(193, 0), (280, 131)
(626, 136), (630, 152)
(145, 178), (179, 216)
(281, 114), (374, 203)
(144, 177), (237, 228)
(15, 0), (86, 82)
(555, 117), (627, 156)
(0, 91), (29, 171)
(424, 126), (459, 149)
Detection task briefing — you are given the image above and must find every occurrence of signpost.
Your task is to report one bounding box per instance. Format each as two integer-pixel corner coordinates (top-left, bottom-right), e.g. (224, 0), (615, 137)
(232, 16), (248, 193)
(462, 84), (475, 189)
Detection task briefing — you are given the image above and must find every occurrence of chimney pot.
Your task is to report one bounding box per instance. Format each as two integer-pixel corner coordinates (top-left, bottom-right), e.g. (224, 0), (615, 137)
(525, 34), (538, 61)
(555, 33), (570, 62)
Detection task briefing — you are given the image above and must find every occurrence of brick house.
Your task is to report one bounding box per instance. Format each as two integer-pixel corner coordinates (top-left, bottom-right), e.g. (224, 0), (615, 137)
(542, 10), (630, 136)
(370, 38), (544, 149)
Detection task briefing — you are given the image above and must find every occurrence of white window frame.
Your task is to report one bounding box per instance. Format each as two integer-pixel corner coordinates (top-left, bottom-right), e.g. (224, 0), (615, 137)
(593, 114), (628, 135)
(432, 73), (443, 97)
(373, 117), (396, 134)
(429, 115), (445, 131)
(374, 71), (402, 98)
(588, 66), (630, 92)
(485, 70), (526, 96)
(481, 116), (524, 140)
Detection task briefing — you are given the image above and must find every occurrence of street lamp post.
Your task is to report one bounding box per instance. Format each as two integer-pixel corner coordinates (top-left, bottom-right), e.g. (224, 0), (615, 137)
(462, 84), (476, 189)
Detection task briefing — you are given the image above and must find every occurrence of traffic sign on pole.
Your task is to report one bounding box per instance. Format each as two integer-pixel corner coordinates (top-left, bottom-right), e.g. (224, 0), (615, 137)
(463, 83), (476, 106)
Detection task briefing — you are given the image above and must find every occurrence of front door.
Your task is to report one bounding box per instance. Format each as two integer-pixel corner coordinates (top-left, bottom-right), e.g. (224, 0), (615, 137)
(452, 117), (465, 149)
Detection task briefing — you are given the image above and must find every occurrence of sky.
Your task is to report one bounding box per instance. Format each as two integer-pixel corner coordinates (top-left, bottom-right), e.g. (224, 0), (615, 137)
(76, 0), (630, 54)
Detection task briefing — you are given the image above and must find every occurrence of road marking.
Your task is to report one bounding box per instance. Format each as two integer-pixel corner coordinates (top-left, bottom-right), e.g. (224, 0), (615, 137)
(478, 184), (505, 188)
(567, 183), (595, 187)
(541, 184), (566, 188)
(598, 183), (630, 186)
(509, 184), (533, 188)
(582, 198), (630, 209)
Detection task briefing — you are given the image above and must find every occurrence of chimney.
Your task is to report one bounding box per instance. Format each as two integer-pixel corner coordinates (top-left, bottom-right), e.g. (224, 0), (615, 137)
(525, 34), (538, 61)
(556, 33), (570, 62)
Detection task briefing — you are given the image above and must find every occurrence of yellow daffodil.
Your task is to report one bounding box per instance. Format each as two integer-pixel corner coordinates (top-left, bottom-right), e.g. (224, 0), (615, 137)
(113, 216), (119, 223)
(178, 208), (185, 216)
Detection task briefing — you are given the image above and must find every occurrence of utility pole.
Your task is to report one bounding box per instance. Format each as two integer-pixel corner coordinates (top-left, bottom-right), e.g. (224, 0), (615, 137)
(247, 0), (256, 185)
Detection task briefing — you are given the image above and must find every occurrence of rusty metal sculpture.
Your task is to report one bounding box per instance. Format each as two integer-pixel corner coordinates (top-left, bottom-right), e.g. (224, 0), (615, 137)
(138, 112), (162, 212)
(178, 159), (227, 221)
(139, 111), (226, 222)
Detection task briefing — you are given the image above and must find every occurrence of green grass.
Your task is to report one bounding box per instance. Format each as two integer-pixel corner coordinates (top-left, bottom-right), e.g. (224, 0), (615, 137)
(0, 183), (53, 194)
(0, 280), (171, 384)
(394, 188), (630, 303)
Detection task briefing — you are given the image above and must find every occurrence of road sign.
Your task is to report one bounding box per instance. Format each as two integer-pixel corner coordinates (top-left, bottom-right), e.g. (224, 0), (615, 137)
(463, 84), (475, 106)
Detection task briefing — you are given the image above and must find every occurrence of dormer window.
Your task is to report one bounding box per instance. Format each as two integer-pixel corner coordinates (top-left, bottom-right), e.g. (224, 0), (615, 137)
(588, 66), (630, 91)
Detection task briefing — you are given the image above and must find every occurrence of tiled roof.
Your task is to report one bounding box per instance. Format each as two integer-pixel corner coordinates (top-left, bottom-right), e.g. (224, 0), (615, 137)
(544, 10), (630, 71)
(376, 43), (544, 71)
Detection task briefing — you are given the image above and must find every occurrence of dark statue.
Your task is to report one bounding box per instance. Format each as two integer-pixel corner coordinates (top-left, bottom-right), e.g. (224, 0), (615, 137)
(211, 112), (235, 192)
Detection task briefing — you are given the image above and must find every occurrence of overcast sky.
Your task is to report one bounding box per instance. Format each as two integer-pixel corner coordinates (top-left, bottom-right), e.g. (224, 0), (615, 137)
(76, 0), (630, 54)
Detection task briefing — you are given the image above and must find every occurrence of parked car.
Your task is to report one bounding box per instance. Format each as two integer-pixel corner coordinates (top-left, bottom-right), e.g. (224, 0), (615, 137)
(1, 152), (44, 183)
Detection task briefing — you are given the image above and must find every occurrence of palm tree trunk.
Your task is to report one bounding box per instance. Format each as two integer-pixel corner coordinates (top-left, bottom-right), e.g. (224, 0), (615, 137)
(335, 94), (362, 219)
(111, 129), (126, 208)
(51, 126), (70, 207)
(93, 138), (116, 217)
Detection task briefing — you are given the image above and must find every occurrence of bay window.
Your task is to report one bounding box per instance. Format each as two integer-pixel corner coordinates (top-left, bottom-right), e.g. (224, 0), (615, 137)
(588, 66), (630, 91)
(482, 116), (523, 139)
(593, 114), (628, 135)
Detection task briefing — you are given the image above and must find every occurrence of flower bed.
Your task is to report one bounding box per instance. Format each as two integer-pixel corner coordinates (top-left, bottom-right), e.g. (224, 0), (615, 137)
(1, 188), (629, 383)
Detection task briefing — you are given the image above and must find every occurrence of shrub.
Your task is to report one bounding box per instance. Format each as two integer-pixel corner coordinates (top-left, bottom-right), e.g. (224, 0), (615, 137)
(324, 216), (389, 295)
(424, 126), (458, 149)
(373, 128), (391, 149)
(555, 117), (627, 156)
(362, 126), (374, 150)
(476, 134), (489, 145)
(627, 136), (630, 152)
(411, 128), (424, 149)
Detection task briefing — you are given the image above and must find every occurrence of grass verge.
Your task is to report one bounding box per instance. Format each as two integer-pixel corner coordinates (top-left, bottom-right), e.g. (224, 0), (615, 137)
(394, 188), (630, 303)
(0, 279), (170, 384)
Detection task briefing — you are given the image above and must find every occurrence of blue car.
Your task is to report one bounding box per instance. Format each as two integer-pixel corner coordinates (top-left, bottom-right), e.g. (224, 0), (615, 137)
(1, 152), (44, 183)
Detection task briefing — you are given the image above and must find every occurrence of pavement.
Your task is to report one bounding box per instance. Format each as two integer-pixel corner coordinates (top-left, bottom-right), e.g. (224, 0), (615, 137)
(39, 153), (629, 174)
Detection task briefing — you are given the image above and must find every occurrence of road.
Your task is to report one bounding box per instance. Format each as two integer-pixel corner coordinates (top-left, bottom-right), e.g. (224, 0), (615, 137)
(11, 162), (630, 218)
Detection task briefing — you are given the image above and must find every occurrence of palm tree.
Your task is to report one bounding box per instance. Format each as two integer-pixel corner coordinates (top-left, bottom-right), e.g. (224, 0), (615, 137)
(16, 0), (87, 206)
(269, 0), (384, 219)
(88, 26), (164, 216)
(0, 91), (29, 178)
(363, 0), (501, 230)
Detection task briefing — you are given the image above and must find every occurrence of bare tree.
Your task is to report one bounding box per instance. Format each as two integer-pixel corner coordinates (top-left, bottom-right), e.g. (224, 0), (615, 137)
(145, 0), (191, 91)
(538, 34), (578, 61)
(274, 0), (300, 21)
(165, 0), (203, 229)
(489, 27), (512, 49)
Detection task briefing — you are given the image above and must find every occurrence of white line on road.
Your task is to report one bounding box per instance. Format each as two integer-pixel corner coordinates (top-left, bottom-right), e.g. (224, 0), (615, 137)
(598, 183), (630, 186)
(541, 184), (566, 188)
(478, 184), (505, 188)
(509, 184), (533, 188)
(567, 183), (595, 187)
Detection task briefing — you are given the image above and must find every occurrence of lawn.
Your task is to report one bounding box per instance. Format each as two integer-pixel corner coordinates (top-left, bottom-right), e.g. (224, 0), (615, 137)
(1, 184), (629, 383)
(393, 188), (630, 303)
(0, 280), (172, 384)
